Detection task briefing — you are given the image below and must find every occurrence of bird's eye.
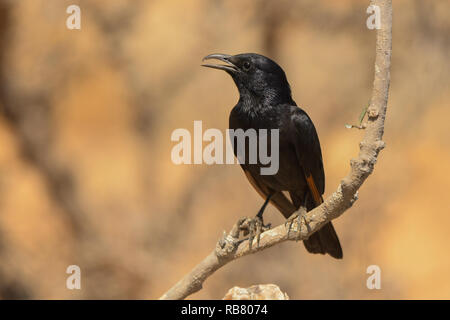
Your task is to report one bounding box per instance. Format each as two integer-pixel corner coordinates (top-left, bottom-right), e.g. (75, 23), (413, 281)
(242, 61), (251, 71)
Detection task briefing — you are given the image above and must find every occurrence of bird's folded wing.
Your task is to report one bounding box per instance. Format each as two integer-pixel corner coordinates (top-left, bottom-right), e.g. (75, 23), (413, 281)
(290, 107), (326, 206)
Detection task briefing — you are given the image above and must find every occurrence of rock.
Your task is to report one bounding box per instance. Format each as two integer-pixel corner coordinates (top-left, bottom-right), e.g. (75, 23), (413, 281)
(223, 284), (289, 300)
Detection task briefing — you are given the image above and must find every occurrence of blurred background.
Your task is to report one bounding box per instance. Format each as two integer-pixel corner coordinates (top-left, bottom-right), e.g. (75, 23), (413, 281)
(0, 0), (448, 299)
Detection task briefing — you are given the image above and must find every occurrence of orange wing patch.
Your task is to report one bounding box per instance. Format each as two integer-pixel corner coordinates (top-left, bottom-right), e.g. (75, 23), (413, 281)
(305, 174), (323, 206)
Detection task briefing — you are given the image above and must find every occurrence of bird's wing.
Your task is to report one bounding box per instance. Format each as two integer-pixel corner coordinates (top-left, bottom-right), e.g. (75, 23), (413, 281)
(244, 169), (296, 218)
(290, 106), (325, 206)
(290, 107), (343, 259)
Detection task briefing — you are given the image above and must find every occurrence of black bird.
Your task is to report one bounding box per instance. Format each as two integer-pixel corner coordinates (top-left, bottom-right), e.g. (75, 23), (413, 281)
(202, 53), (342, 259)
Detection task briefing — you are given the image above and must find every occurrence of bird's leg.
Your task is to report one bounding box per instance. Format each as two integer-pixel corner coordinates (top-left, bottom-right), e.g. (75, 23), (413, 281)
(256, 195), (272, 228)
(240, 194), (272, 250)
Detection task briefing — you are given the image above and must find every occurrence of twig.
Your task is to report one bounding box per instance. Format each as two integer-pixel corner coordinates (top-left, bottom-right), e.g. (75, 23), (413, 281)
(160, 0), (392, 300)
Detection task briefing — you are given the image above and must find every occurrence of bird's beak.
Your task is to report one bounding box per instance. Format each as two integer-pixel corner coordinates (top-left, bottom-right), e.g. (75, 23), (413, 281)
(201, 53), (239, 73)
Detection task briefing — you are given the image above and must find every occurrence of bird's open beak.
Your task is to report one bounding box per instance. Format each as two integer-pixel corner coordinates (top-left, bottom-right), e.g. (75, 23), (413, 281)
(201, 53), (239, 73)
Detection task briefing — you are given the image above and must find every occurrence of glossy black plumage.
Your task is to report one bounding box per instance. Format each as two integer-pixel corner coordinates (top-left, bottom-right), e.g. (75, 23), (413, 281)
(203, 53), (342, 259)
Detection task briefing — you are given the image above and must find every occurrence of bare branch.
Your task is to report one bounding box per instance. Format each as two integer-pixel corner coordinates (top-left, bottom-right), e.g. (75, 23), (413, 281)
(160, 0), (392, 300)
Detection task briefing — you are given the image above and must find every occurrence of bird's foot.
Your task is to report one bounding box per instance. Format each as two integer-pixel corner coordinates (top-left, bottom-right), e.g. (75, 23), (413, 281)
(285, 207), (307, 241)
(216, 217), (247, 258)
(240, 216), (271, 250)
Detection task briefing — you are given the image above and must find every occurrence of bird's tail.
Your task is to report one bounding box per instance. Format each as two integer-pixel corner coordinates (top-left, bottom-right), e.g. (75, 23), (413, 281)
(265, 189), (343, 259)
(288, 189), (343, 259)
(303, 221), (343, 259)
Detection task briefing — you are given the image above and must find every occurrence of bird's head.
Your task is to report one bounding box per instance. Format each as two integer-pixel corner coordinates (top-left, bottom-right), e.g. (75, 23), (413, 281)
(202, 53), (293, 105)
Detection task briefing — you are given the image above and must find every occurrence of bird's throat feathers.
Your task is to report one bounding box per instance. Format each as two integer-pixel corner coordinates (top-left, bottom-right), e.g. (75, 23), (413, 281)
(235, 81), (293, 114)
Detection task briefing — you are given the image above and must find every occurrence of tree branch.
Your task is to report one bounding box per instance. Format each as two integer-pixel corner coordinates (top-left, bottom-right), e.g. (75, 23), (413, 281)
(160, 0), (392, 300)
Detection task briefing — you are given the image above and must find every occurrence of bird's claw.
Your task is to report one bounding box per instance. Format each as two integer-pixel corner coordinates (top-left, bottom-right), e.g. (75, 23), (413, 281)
(239, 216), (271, 250)
(285, 208), (307, 241)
